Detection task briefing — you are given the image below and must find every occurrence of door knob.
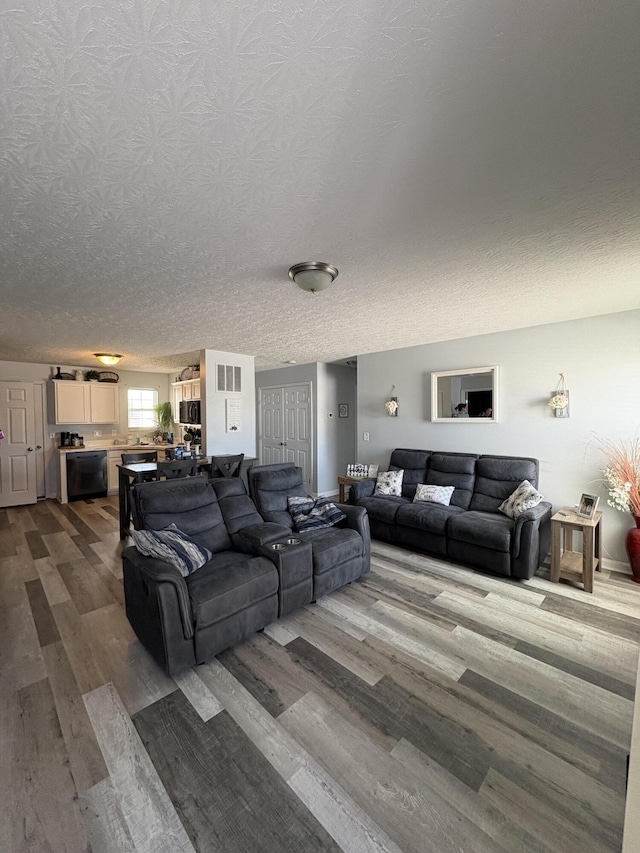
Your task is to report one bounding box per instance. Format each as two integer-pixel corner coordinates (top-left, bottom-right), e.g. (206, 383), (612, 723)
(36, 445), (42, 449)
(27, 447), (34, 451)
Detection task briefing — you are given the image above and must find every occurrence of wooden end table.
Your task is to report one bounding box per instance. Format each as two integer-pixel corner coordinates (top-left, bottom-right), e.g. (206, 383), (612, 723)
(337, 475), (374, 504)
(550, 507), (602, 593)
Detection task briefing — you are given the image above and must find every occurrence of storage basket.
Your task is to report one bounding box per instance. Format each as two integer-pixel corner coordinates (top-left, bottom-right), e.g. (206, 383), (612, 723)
(98, 371), (119, 383)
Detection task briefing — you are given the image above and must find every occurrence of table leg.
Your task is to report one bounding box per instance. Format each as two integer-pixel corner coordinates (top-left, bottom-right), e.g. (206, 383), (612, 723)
(550, 520), (561, 583)
(583, 525), (595, 593)
(595, 517), (602, 571)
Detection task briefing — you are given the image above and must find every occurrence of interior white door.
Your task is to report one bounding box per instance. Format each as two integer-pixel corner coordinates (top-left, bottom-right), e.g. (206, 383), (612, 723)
(259, 383), (312, 488)
(0, 381), (37, 507)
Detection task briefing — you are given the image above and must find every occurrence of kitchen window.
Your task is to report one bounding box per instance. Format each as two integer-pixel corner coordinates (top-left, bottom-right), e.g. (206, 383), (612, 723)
(128, 388), (158, 428)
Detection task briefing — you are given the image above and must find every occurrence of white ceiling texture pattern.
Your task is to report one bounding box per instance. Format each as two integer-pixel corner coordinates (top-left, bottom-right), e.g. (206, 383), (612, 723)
(1, 0), (639, 371)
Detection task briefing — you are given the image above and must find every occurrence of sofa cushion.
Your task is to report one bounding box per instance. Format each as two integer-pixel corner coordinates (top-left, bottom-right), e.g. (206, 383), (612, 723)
(388, 448), (431, 499)
(396, 502), (465, 535)
(186, 551), (278, 628)
(287, 496), (346, 531)
(448, 511), (515, 553)
(426, 453), (477, 510)
(131, 525), (212, 577)
(414, 484), (455, 506)
(132, 478), (232, 554)
(375, 470), (403, 496)
(499, 480), (544, 519)
(357, 495), (409, 525)
(297, 527), (363, 575)
(251, 467), (307, 527)
(470, 456), (539, 513)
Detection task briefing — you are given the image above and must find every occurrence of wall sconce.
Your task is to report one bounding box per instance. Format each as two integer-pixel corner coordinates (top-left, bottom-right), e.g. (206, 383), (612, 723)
(385, 386), (398, 417)
(548, 373), (570, 418)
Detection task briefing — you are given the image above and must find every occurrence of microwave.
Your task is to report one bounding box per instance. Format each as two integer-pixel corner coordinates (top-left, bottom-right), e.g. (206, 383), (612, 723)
(179, 399), (201, 424)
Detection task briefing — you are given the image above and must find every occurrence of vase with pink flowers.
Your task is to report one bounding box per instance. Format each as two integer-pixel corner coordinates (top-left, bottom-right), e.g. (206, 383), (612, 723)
(600, 435), (640, 582)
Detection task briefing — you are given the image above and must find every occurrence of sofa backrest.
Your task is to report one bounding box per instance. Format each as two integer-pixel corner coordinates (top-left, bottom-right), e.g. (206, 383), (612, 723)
(425, 452), (478, 509)
(210, 477), (264, 534)
(250, 466), (308, 528)
(469, 455), (540, 513)
(131, 478), (232, 554)
(388, 448), (431, 499)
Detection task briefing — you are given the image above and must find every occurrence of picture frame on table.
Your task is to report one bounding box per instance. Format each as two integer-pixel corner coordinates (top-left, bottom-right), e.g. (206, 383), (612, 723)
(576, 493), (599, 520)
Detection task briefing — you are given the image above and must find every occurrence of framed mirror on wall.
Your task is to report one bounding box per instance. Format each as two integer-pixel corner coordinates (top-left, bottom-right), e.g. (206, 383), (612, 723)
(431, 366), (499, 422)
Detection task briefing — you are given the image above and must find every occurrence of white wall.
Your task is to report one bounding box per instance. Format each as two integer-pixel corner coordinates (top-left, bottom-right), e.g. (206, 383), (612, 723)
(356, 309), (640, 564)
(201, 349), (256, 457)
(0, 361), (171, 498)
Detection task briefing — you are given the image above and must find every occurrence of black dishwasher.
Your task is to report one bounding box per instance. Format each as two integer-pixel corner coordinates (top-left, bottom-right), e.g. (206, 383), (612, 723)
(66, 451), (108, 501)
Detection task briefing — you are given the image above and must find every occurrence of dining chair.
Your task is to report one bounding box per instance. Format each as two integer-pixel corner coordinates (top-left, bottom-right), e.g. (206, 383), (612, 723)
(121, 451), (158, 465)
(157, 459), (199, 479)
(209, 453), (244, 478)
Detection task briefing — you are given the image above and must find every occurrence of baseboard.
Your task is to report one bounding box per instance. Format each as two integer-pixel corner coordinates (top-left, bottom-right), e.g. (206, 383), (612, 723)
(602, 557), (631, 575)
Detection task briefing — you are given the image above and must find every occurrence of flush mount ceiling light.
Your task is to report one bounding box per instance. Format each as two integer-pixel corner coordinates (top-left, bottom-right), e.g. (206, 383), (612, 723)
(94, 353), (122, 366)
(288, 261), (338, 293)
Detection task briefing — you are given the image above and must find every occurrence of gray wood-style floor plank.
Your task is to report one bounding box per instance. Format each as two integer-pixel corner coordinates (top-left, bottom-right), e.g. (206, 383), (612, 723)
(83, 682), (196, 853)
(134, 690), (343, 853)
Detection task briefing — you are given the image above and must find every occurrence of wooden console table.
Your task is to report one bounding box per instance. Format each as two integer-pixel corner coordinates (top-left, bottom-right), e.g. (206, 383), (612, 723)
(550, 507), (602, 593)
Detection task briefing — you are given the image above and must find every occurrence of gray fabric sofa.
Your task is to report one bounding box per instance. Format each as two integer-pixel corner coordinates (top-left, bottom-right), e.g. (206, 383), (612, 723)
(122, 474), (369, 676)
(350, 448), (551, 579)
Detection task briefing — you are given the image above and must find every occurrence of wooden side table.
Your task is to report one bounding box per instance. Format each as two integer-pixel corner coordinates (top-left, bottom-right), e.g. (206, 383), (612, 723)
(337, 475), (374, 503)
(550, 507), (602, 593)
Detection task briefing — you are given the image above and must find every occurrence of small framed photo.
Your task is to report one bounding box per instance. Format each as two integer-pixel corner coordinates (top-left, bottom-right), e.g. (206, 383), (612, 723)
(576, 493), (599, 519)
(338, 403), (349, 418)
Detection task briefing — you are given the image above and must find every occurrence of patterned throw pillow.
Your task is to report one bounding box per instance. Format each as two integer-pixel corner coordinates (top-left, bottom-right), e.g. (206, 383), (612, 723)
(287, 496), (346, 532)
(413, 484), (455, 506)
(499, 480), (544, 519)
(374, 470), (404, 496)
(131, 524), (212, 577)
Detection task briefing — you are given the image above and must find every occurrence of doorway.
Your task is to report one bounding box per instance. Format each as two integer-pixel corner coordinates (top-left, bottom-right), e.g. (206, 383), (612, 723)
(0, 380), (37, 507)
(258, 383), (312, 488)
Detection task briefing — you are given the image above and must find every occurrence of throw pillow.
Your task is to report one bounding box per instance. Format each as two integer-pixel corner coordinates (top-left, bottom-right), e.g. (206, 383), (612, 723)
(131, 524), (212, 577)
(498, 480), (544, 519)
(374, 470), (404, 496)
(413, 484), (455, 506)
(287, 495), (346, 532)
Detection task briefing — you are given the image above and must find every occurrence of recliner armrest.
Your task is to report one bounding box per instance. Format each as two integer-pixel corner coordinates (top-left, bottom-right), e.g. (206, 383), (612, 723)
(336, 503), (371, 574)
(122, 545), (195, 639)
(511, 501), (553, 558)
(350, 480), (375, 501)
(234, 522), (293, 554)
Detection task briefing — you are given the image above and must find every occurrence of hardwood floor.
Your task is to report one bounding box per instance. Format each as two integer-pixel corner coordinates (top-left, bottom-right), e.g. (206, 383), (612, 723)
(2, 496), (639, 852)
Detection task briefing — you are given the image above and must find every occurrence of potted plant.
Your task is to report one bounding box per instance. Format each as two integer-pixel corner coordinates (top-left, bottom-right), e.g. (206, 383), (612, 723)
(153, 402), (173, 441)
(183, 430), (193, 451)
(85, 369), (100, 382)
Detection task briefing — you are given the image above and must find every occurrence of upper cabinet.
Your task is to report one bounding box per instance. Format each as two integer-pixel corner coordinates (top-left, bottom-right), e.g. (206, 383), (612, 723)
(53, 381), (120, 424)
(171, 379), (200, 421)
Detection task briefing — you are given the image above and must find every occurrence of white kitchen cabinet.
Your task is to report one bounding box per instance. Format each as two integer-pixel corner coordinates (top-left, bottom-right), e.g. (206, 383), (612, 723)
(107, 450), (121, 493)
(53, 381), (120, 425)
(171, 379), (200, 422)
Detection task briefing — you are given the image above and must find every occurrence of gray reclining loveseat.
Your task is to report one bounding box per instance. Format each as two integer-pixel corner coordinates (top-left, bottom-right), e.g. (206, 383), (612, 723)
(350, 448), (551, 579)
(122, 473), (369, 676)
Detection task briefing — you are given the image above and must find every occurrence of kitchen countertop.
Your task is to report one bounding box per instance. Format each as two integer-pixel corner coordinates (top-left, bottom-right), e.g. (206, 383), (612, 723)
(58, 443), (183, 453)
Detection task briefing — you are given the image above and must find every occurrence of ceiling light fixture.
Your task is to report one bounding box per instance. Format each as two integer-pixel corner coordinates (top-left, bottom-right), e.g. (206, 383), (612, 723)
(288, 261), (338, 294)
(94, 353), (123, 366)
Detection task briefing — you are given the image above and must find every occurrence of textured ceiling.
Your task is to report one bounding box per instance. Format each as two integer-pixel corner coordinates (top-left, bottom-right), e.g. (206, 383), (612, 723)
(1, 0), (639, 373)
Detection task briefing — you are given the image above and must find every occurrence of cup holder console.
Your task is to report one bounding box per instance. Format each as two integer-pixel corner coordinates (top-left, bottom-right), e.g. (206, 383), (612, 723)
(286, 538), (301, 545)
(271, 543), (287, 551)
